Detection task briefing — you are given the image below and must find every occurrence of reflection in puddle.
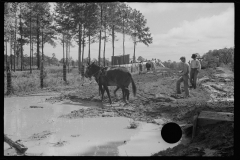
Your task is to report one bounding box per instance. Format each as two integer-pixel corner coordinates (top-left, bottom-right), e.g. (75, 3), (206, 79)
(80, 123), (180, 156)
(118, 123), (180, 156)
(81, 141), (123, 156)
(4, 95), (180, 156)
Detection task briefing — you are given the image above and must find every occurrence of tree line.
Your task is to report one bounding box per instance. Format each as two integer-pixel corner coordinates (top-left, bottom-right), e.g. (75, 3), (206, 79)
(161, 47), (234, 71)
(4, 2), (153, 74)
(136, 47), (234, 72)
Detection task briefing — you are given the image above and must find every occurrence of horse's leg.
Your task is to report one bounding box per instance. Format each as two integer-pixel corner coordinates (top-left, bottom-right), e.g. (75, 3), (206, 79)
(99, 85), (105, 97)
(114, 86), (120, 97)
(101, 86), (106, 102)
(121, 88), (125, 100)
(126, 87), (130, 101)
(95, 77), (102, 97)
(124, 87), (130, 104)
(99, 85), (101, 96)
(121, 87), (128, 103)
(104, 85), (112, 104)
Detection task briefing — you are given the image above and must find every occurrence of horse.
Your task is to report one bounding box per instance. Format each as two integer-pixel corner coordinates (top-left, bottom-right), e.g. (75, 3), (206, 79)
(99, 67), (129, 100)
(89, 65), (121, 97)
(85, 62), (137, 104)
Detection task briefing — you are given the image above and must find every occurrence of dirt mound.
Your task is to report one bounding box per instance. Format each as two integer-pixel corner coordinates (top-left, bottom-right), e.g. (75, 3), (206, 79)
(153, 121), (234, 156)
(58, 104), (154, 122)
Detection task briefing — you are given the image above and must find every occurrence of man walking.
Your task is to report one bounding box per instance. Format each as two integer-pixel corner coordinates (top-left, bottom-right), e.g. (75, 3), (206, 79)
(139, 61), (143, 74)
(151, 59), (156, 74)
(146, 60), (151, 72)
(176, 56), (190, 98)
(190, 54), (201, 89)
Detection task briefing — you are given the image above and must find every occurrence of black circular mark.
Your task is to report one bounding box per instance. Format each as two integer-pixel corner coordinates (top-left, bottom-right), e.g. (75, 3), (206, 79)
(161, 122), (182, 144)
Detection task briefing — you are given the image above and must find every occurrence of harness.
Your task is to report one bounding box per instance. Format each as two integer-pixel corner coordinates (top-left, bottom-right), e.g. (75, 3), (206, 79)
(92, 70), (101, 78)
(91, 67), (107, 84)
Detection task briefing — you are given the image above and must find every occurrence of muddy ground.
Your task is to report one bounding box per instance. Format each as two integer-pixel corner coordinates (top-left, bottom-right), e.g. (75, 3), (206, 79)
(4, 67), (234, 156)
(44, 67), (234, 156)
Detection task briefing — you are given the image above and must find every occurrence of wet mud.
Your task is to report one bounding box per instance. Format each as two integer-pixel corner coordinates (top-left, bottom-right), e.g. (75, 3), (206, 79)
(4, 67), (234, 156)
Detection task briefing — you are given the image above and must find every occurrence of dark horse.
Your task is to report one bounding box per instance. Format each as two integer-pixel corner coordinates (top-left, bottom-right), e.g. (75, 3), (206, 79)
(88, 65), (119, 97)
(85, 62), (137, 104)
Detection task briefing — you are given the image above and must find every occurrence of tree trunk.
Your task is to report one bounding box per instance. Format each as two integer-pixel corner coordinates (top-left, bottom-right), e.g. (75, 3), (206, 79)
(31, 41), (33, 67)
(88, 33), (90, 63)
(40, 29), (44, 88)
(98, 4), (102, 66)
(14, 4), (17, 72)
(17, 53), (19, 68)
(103, 27), (106, 67)
(63, 34), (65, 64)
(66, 36), (68, 72)
(112, 25), (115, 66)
(123, 15), (125, 64)
(5, 41), (7, 69)
(37, 15), (40, 69)
(133, 42), (136, 63)
(68, 39), (70, 71)
(78, 23), (82, 74)
(82, 27), (85, 64)
(42, 27), (44, 62)
(20, 6), (23, 71)
(30, 3), (32, 73)
(10, 35), (12, 70)
(103, 13), (106, 67)
(67, 38), (70, 72)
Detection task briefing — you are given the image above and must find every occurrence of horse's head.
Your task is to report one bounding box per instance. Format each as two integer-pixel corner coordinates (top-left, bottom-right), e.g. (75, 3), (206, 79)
(85, 61), (101, 78)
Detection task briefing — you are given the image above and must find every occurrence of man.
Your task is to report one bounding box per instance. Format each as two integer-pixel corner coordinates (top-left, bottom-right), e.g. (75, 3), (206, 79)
(139, 61), (143, 74)
(151, 59), (156, 74)
(190, 54), (201, 89)
(146, 60), (151, 72)
(176, 56), (190, 98)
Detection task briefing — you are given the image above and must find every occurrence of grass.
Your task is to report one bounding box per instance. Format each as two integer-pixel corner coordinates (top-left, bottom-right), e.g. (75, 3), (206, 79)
(4, 66), (85, 96)
(3, 66), (223, 101)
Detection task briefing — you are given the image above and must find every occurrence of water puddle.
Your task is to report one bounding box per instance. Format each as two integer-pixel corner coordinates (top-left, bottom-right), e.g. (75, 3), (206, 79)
(4, 93), (180, 156)
(118, 123), (179, 156)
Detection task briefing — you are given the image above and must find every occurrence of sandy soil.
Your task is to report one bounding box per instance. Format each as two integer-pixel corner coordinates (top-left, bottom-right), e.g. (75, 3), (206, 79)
(4, 67), (234, 156)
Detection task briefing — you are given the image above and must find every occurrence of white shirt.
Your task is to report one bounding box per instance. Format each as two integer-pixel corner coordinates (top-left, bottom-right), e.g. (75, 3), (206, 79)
(190, 59), (201, 70)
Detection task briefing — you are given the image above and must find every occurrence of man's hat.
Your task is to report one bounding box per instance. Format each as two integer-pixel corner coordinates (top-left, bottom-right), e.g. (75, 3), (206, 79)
(180, 56), (186, 60)
(191, 54), (197, 59)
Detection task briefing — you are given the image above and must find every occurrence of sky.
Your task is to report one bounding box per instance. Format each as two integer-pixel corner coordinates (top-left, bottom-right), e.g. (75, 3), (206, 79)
(5, 3), (234, 63)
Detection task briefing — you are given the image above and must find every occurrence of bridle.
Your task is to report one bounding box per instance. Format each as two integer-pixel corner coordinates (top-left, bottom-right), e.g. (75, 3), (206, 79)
(87, 65), (103, 81)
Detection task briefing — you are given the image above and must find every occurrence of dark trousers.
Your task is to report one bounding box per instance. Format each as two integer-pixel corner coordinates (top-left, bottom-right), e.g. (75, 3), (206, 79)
(176, 75), (189, 96)
(190, 68), (199, 89)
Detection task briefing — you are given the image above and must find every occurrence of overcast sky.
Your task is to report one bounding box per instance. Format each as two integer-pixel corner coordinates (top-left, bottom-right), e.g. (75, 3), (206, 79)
(6, 3), (234, 63)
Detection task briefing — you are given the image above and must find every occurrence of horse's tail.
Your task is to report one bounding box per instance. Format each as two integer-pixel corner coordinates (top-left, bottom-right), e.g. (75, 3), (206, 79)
(131, 76), (137, 97)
